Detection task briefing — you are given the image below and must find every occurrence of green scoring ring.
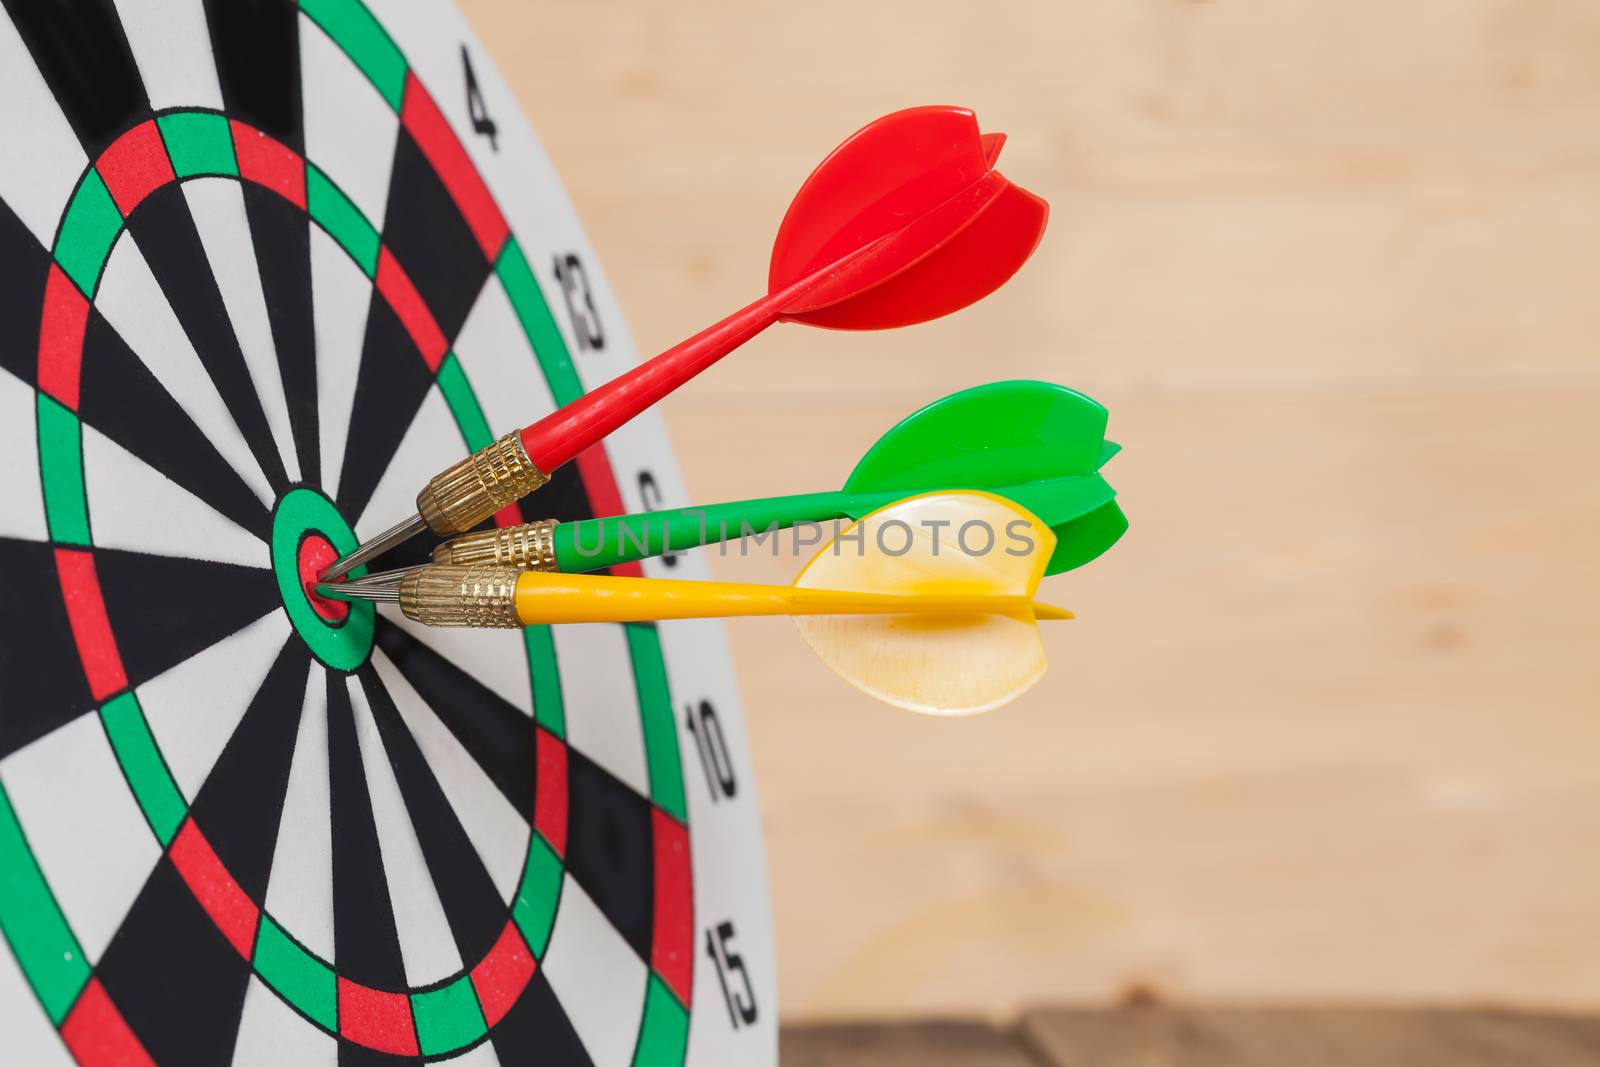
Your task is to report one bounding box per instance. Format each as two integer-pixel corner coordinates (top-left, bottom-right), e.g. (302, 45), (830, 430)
(270, 487), (374, 671)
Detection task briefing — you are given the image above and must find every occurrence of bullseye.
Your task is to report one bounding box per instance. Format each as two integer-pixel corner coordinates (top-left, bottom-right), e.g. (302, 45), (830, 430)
(270, 487), (373, 671)
(297, 533), (349, 623)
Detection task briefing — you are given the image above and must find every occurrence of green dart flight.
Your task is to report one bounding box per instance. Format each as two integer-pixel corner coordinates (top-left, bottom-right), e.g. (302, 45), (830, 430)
(337, 381), (1127, 593)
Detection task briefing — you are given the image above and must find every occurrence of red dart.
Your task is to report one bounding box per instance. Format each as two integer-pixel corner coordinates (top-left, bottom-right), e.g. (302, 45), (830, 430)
(325, 105), (1048, 581)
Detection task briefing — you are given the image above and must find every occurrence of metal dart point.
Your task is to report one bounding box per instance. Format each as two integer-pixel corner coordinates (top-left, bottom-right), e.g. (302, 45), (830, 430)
(320, 512), (427, 583)
(320, 567), (412, 597)
(317, 571), (405, 604)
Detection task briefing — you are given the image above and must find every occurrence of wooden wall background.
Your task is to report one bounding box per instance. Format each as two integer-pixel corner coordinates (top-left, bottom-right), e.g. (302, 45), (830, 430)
(458, 0), (1600, 1022)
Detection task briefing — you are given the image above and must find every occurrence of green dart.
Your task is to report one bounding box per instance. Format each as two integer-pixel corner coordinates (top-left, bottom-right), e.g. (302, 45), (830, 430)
(335, 381), (1125, 595)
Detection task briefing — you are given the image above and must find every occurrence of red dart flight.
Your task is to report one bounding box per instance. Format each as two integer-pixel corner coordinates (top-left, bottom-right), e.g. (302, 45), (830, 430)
(324, 105), (1049, 580)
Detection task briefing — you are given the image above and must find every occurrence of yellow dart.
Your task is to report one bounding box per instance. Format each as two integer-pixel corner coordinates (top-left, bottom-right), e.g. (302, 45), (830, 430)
(322, 492), (1069, 714)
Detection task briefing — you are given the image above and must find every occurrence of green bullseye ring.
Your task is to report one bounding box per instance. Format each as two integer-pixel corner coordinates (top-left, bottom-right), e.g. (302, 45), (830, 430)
(272, 487), (374, 670)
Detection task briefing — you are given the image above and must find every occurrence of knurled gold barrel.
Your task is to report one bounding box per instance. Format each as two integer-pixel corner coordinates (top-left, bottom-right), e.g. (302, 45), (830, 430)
(432, 519), (559, 570)
(416, 432), (548, 536)
(398, 565), (521, 627)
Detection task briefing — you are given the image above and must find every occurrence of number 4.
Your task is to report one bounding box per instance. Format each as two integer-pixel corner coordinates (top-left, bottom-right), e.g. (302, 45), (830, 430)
(462, 46), (498, 150)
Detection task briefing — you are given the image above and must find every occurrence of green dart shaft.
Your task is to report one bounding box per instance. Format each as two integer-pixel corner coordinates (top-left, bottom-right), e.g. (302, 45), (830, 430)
(551, 472), (1116, 573)
(553, 489), (875, 572)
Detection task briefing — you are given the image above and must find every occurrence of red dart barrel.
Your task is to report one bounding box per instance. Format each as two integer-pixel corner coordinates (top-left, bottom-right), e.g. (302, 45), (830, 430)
(518, 105), (1048, 474)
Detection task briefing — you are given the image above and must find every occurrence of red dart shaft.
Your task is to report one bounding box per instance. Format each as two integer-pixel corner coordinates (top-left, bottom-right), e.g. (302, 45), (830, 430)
(518, 247), (865, 472)
(519, 288), (783, 471)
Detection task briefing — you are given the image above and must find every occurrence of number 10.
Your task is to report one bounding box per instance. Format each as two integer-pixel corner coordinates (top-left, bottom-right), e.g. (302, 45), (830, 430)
(686, 700), (737, 801)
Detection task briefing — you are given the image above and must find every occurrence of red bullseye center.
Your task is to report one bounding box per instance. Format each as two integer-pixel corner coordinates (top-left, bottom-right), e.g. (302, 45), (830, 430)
(298, 534), (349, 623)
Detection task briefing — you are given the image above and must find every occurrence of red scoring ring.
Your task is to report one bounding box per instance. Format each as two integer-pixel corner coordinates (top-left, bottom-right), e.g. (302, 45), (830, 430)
(297, 534), (349, 623)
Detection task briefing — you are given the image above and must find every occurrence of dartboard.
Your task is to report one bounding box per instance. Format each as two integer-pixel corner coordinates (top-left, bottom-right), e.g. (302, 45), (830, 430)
(0, 2), (773, 1064)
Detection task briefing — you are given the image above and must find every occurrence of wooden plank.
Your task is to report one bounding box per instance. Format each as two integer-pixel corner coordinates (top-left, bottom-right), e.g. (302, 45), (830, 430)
(782, 1020), (1040, 1066)
(1020, 1007), (1600, 1067)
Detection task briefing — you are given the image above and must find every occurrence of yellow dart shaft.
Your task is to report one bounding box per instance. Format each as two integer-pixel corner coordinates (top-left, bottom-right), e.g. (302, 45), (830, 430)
(512, 570), (1054, 625)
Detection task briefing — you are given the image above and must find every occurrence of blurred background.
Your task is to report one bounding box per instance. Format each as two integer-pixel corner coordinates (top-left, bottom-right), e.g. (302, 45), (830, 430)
(461, 0), (1600, 1038)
